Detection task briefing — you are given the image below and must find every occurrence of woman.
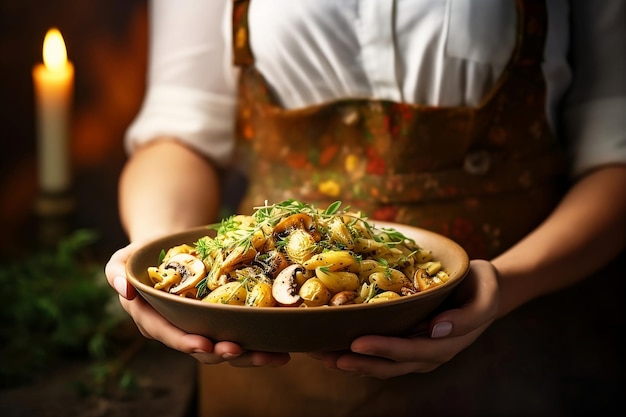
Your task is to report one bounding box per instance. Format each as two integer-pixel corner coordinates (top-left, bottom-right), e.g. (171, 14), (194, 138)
(106, 1), (626, 415)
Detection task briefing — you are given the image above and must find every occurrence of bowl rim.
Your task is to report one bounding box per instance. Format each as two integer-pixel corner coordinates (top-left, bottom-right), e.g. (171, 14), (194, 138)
(126, 221), (470, 314)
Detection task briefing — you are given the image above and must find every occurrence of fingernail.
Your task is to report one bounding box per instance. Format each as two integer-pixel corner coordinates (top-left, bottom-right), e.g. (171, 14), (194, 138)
(114, 276), (129, 298)
(193, 349), (209, 354)
(337, 364), (357, 372)
(431, 321), (453, 338)
(221, 352), (241, 360)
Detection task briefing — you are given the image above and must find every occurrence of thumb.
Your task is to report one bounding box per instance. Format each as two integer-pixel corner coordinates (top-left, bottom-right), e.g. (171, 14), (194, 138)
(429, 259), (499, 338)
(104, 242), (140, 300)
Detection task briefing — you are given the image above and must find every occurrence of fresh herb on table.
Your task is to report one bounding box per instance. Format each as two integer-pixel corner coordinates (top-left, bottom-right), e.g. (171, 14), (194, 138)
(0, 229), (125, 392)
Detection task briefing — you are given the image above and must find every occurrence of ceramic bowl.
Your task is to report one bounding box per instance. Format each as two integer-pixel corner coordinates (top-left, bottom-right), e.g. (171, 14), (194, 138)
(126, 222), (469, 352)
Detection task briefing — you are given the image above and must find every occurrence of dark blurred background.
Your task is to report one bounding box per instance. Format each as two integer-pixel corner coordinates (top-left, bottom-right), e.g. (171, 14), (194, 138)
(0, 3), (623, 416)
(0, 0), (148, 258)
(0, 3), (201, 416)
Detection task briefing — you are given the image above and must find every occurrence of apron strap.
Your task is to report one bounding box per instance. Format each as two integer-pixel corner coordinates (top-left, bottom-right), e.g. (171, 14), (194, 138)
(232, 0), (254, 66)
(515, 0), (547, 67)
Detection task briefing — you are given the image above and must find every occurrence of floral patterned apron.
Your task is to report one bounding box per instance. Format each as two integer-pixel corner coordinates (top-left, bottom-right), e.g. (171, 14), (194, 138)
(232, 0), (566, 260)
(195, 2), (619, 416)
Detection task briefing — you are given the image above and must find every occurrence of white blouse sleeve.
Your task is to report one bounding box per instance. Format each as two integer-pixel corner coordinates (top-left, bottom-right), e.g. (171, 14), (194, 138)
(124, 0), (238, 167)
(562, 0), (626, 178)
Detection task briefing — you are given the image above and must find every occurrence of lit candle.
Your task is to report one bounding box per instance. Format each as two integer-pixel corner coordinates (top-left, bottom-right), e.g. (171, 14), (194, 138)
(32, 27), (74, 194)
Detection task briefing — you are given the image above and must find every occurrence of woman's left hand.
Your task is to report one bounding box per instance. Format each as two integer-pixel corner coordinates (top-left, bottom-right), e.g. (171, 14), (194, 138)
(308, 259), (500, 379)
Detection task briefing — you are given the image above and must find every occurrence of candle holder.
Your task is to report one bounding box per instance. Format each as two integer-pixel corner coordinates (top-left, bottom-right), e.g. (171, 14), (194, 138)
(35, 190), (75, 249)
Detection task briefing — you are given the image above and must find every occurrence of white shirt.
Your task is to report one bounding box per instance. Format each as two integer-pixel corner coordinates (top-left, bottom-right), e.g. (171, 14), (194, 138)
(126, 0), (626, 178)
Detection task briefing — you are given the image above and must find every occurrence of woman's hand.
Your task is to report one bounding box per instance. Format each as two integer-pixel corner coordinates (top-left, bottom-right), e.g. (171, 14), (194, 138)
(104, 242), (291, 367)
(308, 259), (499, 379)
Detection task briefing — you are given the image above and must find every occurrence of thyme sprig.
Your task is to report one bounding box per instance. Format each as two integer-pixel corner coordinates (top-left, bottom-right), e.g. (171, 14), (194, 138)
(205, 199), (353, 256)
(192, 199), (420, 298)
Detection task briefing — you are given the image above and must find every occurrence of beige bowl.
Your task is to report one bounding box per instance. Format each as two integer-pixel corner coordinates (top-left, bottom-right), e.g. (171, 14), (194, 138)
(126, 222), (469, 352)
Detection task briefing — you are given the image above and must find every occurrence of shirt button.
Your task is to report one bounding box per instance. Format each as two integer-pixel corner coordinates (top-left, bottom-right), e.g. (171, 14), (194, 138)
(463, 150), (491, 175)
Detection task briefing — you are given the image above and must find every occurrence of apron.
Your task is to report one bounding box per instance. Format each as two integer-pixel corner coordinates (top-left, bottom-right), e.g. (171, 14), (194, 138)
(198, 1), (622, 416)
(231, 0), (566, 261)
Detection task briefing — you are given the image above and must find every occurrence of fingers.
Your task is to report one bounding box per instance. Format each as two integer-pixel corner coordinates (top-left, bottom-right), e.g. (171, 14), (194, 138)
(311, 345), (441, 378)
(122, 294), (288, 366)
(225, 351), (291, 368)
(104, 242), (294, 370)
(350, 334), (457, 366)
(120, 292), (214, 353)
(318, 260), (500, 379)
(106, 243), (221, 359)
(337, 352), (435, 379)
(104, 243), (139, 300)
(341, 329), (485, 378)
(428, 259), (499, 338)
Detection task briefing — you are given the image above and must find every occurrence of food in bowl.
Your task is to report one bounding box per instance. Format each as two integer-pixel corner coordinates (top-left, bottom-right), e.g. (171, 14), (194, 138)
(126, 209), (469, 352)
(146, 199), (452, 308)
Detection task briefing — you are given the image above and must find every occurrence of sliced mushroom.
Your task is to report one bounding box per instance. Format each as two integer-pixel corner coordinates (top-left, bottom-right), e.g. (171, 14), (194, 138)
(166, 253), (207, 296)
(273, 213), (315, 238)
(148, 266), (181, 292)
(272, 264), (305, 306)
(329, 290), (359, 306)
(273, 213), (322, 243)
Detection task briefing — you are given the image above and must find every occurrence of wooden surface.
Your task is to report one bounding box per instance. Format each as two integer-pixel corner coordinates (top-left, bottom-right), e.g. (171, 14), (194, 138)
(0, 337), (198, 417)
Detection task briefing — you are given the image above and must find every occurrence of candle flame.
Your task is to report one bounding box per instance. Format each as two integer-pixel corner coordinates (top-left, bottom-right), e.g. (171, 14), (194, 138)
(42, 28), (68, 71)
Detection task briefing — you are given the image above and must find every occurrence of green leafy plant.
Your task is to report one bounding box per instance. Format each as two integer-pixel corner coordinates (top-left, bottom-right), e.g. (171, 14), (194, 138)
(0, 229), (124, 390)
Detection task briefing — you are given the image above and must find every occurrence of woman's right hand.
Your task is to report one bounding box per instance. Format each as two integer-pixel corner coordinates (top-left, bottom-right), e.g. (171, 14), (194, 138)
(104, 242), (291, 367)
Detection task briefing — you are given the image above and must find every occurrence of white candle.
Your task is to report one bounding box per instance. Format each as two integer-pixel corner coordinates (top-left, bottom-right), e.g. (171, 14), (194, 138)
(32, 27), (74, 194)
